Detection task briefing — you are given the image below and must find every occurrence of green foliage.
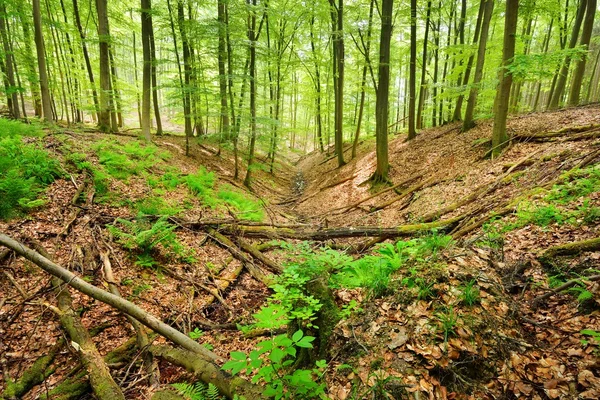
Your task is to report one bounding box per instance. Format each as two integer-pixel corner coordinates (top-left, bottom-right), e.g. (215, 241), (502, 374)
(223, 330), (327, 400)
(188, 328), (204, 340)
(581, 329), (600, 347)
(217, 185), (264, 221)
(0, 120), (61, 219)
(185, 167), (217, 202)
(460, 280), (480, 306)
(107, 216), (189, 268)
(436, 306), (458, 342)
(92, 139), (170, 180)
(135, 196), (182, 216)
(171, 382), (225, 400)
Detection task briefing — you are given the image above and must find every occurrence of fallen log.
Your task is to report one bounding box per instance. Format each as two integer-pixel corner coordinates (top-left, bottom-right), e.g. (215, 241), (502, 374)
(513, 125), (600, 142)
(150, 345), (265, 399)
(0, 340), (61, 399)
(370, 175), (441, 212)
(211, 215), (464, 241)
(51, 276), (125, 400)
(235, 236), (283, 273)
(539, 237), (600, 260)
(0, 234), (221, 363)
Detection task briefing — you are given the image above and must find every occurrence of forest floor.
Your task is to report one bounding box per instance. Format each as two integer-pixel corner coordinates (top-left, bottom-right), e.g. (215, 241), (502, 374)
(1, 104), (599, 400)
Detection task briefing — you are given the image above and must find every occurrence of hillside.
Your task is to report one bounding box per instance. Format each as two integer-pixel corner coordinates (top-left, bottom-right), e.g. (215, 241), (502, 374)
(1, 105), (600, 400)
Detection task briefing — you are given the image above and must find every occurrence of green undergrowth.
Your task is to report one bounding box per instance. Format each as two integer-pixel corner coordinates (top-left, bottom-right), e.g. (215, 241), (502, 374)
(0, 118), (62, 219)
(224, 231), (477, 398)
(501, 165), (600, 231)
(107, 216), (196, 270)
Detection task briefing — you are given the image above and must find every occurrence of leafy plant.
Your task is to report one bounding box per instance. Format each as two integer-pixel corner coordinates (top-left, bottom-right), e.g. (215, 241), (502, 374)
(135, 196), (182, 216)
(581, 329), (600, 347)
(223, 330), (327, 400)
(171, 382), (225, 400)
(436, 306), (458, 343)
(217, 185), (264, 221)
(185, 167), (217, 203)
(189, 328), (204, 340)
(460, 280), (480, 306)
(0, 123), (62, 219)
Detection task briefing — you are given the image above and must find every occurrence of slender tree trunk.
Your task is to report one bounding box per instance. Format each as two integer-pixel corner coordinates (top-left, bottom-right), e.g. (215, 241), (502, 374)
(416, 1), (432, 129)
(310, 12), (325, 153)
(453, 0), (485, 122)
(407, 0), (417, 140)
(95, 0), (113, 132)
(32, 0), (53, 121)
(491, 0), (518, 158)
(432, 5), (440, 127)
(178, 0), (193, 154)
(243, 0), (258, 187)
(585, 47), (600, 102)
(218, 0), (229, 139)
(568, 0), (596, 105)
(549, 0), (586, 109)
(72, 0), (99, 121)
(450, 0), (467, 121)
(108, 49), (123, 127)
(533, 19), (553, 111)
(16, 1), (41, 116)
(132, 11), (142, 127)
(0, 3), (19, 119)
(329, 0), (345, 167)
(141, 0), (152, 141)
(148, 8), (162, 134)
(352, 0), (374, 158)
(372, 0), (393, 182)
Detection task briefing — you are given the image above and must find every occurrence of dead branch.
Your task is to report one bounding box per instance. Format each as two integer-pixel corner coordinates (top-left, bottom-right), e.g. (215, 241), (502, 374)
(323, 172), (424, 215)
(0, 234), (222, 363)
(319, 174), (358, 191)
(235, 236), (283, 273)
(539, 236), (600, 260)
(532, 274), (600, 306)
(513, 125), (600, 142)
(99, 250), (159, 388)
(207, 229), (273, 286)
(370, 175), (442, 212)
(150, 345), (265, 399)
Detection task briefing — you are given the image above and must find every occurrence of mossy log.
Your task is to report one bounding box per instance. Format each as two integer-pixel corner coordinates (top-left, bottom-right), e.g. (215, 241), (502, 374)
(0, 341), (61, 399)
(539, 236), (600, 260)
(150, 345), (265, 399)
(52, 278), (126, 400)
(41, 337), (138, 400)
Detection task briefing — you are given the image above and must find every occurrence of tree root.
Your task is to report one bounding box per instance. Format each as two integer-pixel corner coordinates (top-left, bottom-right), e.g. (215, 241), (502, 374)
(532, 274), (600, 307)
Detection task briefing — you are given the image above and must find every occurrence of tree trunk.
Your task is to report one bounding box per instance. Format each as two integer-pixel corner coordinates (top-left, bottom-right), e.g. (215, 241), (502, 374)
(407, 0), (417, 139)
(329, 0), (346, 167)
(141, 0), (152, 141)
(450, 0), (468, 121)
(463, 0), (494, 131)
(0, 4), (19, 119)
(490, 0), (518, 158)
(149, 11), (163, 135)
(73, 0), (99, 121)
(416, 1), (432, 129)
(95, 0), (113, 132)
(372, 0), (393, 182)
(178, 0), (193, 155)
(567, 0), (596, 105)
(32, 0), (54, 121)
(243, 0), (258, 187)
(310, 12), (325, 153)
(549, 0), (586, 109)
(218, 0), (229, 139)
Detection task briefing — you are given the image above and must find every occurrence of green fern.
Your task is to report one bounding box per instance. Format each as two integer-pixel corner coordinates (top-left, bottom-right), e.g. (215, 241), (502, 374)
(171, 382), (225, 400)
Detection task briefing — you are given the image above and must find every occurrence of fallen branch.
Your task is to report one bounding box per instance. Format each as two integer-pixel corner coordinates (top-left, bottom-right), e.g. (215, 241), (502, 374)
(370, 175), (442, 212)
(0, 234), (221, 363)
(513, 124), (600, 142)
(532, 274), (600, 306)
(150, 345), (265, 399)
(322, 172), (424, 215)
(207, 229), (274, 286)
(319, 174), (358, 191)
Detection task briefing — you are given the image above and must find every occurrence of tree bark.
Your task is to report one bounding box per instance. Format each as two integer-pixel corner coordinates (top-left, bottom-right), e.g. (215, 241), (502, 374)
(95, 0), (113, 132)
(567, 0), (596, 105)
(416, 1), (432, 129)
(141, 0), (152, 141)
(490, 0), (518, 158)
(463, 0), (494, 132)
(372, 0), (393, 182)
(407, 0), (417, 140)
(72, 0), (99, 121)
(329, 0), (346, 166)
(32, 0), (54, 121)
(0, 3), (20, 119)
(178, 0), (193, 155)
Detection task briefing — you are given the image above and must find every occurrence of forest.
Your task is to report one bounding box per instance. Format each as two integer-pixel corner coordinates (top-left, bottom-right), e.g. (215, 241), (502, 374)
(0, 0), (599, 398)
